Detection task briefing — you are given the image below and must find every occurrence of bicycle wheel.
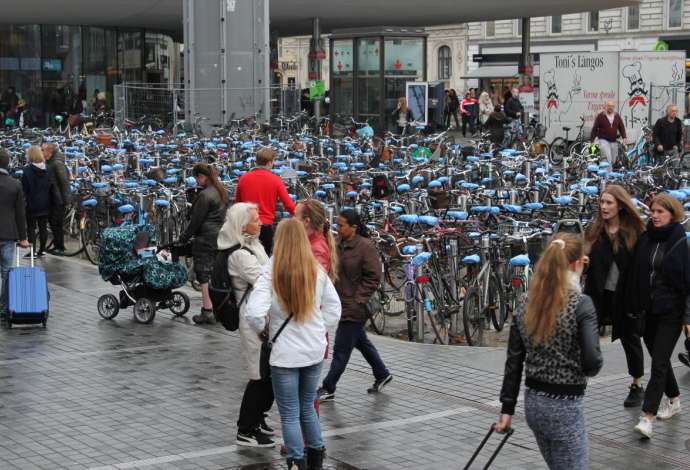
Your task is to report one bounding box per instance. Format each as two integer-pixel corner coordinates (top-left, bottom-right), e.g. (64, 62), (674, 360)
(506, 276), (527, 315)
(489, 273), (508, 331)
(428, 304), (450, 345)
(81, 218), (100, 266)
(366, 289), (386, 335)
(549, 137), (567, 165)
(62, 209), (83, 256)
(462, 287), (484, 346)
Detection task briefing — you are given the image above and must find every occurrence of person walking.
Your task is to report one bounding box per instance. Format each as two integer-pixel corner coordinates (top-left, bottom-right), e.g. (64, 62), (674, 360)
(445, 89), (460, 130)
(246, 218), (341, 470)
(318, 210), (392, 402)
(504, 87), (524, 130)
(217, 203), (276, 447)
(460, 92), (477, 137)
(392, 97), (413, 135)
(584, 185), (645, 407)
(652, 104), (683, 162)
(235, 147), (295, 255)
(629, 194), (690, 439)
(590, 100), (627, 166)
(180, 163), (229, 325)
(478, 91), (493, 131)
(0, 149), (29, 318)
(22, 145), (61, 258)
(496, 234), (602, 470)
(42, 143), (70, 256)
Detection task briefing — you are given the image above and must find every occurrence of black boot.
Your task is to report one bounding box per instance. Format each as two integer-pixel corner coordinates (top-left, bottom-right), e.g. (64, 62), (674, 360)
(306, 447), (325, 470)
(286, 458), (306, 470)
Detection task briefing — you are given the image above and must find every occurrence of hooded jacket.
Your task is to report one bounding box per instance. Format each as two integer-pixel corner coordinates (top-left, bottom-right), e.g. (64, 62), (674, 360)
(21, 164), (61, 216)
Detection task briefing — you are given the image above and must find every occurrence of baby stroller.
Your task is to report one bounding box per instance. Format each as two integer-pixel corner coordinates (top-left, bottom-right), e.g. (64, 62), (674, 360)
(97, 224), (191, 323)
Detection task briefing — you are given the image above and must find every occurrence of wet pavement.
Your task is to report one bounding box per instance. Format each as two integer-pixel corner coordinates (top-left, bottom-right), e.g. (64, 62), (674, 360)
(0, 252), (689, 470)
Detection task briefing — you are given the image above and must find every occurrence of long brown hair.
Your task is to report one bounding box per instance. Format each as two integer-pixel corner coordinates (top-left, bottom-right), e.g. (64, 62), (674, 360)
(398, 97), (408, 113)
(193, 163), (229, 204)
(272, 219), (318, 323)
(586, 184), (644, 253)
(525, 234), (584, 345)
(297, 199), (338, 281)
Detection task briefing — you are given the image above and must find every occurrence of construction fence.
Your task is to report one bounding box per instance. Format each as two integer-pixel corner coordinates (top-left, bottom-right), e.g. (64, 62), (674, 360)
(114, 83), (301, 133)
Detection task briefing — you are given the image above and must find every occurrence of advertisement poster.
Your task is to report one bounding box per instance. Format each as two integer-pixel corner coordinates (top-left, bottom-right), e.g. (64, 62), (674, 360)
(618, 51), (686, 141)
(539, 52), (618, 142)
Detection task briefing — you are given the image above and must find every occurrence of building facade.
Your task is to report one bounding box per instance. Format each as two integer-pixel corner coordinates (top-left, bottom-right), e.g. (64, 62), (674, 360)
(0, 25), (180, 127)
(466, 0), (690, 96)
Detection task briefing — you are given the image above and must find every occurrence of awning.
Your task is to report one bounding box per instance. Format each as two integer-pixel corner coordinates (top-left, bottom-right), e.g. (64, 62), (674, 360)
(461, 65), (540, 79)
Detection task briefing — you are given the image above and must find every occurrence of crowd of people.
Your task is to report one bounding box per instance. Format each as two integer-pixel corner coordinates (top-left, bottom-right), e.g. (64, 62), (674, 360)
(1, 93), (690, 470)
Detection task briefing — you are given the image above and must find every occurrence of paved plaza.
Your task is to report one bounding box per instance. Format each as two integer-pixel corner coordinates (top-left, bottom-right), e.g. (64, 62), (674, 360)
(0, 254), (689, 470)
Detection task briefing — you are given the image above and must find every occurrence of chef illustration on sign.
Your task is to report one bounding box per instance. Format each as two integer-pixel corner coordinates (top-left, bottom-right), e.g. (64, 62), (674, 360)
(543, 68), (581, 128)
(652, 61), (684, 117)
(621, 61), (649, 127)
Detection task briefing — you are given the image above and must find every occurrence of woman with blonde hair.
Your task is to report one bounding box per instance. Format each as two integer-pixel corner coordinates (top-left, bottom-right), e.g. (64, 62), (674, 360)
(21, 145), (61, 258)
(246, 219), (341, 470)
(478, 91), (493, 129)
(392, 96), (412, 135)
(584, 185), (645, 407)
(629, 194), (690, 438)
(496, 234), (602, 469)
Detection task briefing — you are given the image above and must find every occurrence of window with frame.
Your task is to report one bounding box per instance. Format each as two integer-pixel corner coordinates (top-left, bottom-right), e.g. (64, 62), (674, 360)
(628, 6), (640, 30)
(517, 19), (522, 37)
(437, 46), (451, 80)
(589, 11), (599, 31)
(669, 0), (683, 28)
(486, 21), (495, 37)
(551, 15), (562, 34)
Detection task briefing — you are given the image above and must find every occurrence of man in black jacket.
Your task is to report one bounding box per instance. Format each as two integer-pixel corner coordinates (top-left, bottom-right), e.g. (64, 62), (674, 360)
(652, 104), (683, 161)
(504, 87), (524, 123)
(0, 149), (29, 318)
(42, 143), (70, 255)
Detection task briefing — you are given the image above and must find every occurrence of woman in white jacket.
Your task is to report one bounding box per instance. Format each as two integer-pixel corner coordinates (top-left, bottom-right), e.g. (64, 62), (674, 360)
(216, 203), (275, 448)
(246, 218), (341, 470)
(478, 91), (494, 128)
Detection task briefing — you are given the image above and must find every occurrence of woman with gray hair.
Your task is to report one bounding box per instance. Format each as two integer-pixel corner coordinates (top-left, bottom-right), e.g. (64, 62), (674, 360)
(216, 202), (275, 447)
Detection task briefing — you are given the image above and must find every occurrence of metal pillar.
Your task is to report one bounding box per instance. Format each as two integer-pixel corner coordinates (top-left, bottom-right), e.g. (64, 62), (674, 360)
(183, 0), (271, 127)
(309, 17), (323, 120)
(519, 17), (532, 124)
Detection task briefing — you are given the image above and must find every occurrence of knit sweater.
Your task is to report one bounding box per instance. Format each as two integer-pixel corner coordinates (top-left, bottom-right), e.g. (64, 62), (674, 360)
(590, 112), (627, 142)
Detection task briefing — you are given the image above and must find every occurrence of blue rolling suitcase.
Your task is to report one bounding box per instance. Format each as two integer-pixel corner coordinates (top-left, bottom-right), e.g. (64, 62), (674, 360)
(7, 246), (49, 328)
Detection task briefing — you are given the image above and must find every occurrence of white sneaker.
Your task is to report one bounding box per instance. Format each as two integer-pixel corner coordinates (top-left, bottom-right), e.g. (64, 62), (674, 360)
(634, 416), (653, 439)
(657, 398), (681, 420)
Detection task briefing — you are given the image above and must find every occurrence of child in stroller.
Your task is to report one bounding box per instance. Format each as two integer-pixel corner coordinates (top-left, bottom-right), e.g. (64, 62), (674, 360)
(97, 224), (190, 323)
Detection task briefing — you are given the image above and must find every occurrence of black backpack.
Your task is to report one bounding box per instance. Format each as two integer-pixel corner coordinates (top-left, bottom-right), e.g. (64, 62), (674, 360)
(209, 244), (252, 331)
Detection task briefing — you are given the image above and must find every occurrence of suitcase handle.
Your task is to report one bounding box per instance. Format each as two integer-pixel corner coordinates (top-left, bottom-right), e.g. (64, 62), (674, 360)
(16, 243), (33, 268)
(463, 424), (514, 470)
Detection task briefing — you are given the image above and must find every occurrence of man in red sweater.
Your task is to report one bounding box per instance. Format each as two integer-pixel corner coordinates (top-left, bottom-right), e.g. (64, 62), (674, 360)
(590, 100), (627, 166)
(235, 147), (295, 255)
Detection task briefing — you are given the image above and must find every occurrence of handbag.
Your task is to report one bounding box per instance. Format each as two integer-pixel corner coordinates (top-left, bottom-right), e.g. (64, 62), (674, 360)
(260, 313), (293, 380)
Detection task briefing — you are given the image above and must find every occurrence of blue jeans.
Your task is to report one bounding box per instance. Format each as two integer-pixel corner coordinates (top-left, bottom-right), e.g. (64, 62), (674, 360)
(322, 321), (389, 393)
(0, 242), (16, 315)
(271, 362), (324, 460)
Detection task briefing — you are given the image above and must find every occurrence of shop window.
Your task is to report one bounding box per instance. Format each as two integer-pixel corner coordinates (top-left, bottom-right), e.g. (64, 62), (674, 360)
(669, 0), (683, 28)
(551, 15), (562, 34)
(589, 11), (599, 32)
(437, 46), (451, 80)
(628, 6), (640, 30)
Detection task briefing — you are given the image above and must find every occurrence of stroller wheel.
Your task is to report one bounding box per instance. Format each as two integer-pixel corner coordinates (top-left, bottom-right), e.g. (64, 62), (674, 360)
(169, 291), (190, 317)
(97, 294), (120, 320)
(133, 298), (156, 324)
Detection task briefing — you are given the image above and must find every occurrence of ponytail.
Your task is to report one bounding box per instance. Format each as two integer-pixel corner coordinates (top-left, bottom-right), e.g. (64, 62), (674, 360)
(525, 234), (583, 344)
(193, 163), (229, 205)
(298, 199), (339, 281)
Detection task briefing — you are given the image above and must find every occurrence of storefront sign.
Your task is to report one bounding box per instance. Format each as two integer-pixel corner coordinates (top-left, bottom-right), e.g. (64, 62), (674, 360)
(280, 62), (298, 71)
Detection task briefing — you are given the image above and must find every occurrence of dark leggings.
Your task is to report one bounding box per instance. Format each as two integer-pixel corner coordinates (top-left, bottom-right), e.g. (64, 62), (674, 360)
(260, 224), (274, 256)
(604, 291), (644, 379)
(641, 313), (682, 415)
(237, 378), (274, 433)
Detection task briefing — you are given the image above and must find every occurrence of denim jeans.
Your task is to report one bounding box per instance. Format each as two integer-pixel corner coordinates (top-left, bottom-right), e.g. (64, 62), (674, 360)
(322, 321), (389, 393)
(271, 362), (323, 460)
(0, 242), (16, 314)
(525, 389), (588, 470)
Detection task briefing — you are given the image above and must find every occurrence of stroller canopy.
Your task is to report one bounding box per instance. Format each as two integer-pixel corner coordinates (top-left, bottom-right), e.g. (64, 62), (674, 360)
(98, 225), (157, 282)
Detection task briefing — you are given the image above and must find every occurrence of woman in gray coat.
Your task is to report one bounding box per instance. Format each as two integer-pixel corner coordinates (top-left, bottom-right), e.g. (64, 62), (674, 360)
(216, 202), (274, 447)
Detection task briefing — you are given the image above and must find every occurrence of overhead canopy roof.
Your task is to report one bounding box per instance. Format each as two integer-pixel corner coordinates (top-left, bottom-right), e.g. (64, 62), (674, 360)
(4, 0), (639, 36)
(461, 65), (542, 79)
